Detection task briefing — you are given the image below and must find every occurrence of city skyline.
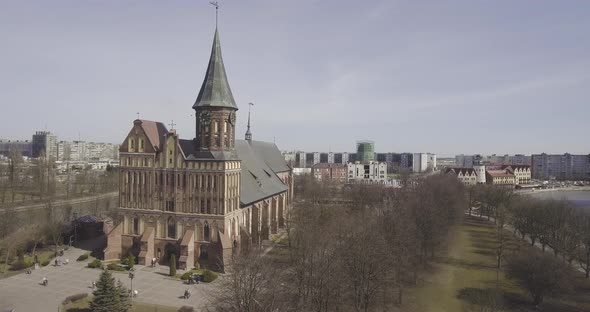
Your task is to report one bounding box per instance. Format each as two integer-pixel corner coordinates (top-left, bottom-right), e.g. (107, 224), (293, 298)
(1, 1), (589, 155)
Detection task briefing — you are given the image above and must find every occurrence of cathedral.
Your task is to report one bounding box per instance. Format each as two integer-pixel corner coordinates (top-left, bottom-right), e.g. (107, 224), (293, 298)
(105, 26), (293, 271)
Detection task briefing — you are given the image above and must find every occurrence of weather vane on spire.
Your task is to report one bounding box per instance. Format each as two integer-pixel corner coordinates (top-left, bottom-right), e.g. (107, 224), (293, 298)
(210, 1), (219, 28)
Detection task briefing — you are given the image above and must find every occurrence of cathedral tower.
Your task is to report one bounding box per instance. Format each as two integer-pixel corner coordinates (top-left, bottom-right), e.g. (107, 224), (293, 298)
(193, 28), (238, 152)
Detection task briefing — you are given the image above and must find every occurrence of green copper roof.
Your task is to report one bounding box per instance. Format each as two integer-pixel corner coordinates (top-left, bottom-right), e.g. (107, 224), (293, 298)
(193, 29), (238, 110)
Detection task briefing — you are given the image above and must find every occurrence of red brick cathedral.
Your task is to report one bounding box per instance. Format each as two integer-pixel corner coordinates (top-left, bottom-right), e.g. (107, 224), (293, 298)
(105, 27), (293, 270)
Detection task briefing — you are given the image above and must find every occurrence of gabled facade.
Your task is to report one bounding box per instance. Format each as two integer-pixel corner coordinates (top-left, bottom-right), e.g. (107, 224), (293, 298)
(445, 167), (478, 186)
(105, 27), (293, 271)
(485, 169), (516, 187)
(501, 165), (531, 185)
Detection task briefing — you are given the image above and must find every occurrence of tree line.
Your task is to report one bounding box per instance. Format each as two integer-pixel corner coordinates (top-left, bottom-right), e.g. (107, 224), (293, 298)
(213, 173), (467, 312)
(0, 149), (118, 206)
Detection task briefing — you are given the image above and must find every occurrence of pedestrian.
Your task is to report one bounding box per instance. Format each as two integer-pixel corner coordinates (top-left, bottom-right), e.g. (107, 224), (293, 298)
(42, 276), (47, 286)
(54, 259), (58, 266)
(92, 281), (96, 289)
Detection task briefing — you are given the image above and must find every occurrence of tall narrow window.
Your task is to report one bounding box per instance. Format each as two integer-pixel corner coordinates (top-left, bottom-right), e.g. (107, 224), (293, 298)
(167, 217), (176, 239)
(204, 222), (210, 241)
(133, 216), (139, 235)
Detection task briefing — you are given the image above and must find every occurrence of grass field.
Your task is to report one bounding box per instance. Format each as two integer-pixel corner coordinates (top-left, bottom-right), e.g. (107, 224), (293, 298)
(403, 215), (590, 312)
(62, 297), (179, 312)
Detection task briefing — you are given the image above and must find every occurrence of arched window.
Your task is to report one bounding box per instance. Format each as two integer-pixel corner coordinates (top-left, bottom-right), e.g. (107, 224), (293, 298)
(204, 221), (210, 241)
(167, 217), (176, 239)
(133, 216), (139, 235)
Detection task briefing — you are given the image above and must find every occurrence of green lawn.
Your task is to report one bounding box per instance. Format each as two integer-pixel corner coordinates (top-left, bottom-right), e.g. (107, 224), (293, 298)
(404, 216), (590, 312)
(62, 297), (179, 312)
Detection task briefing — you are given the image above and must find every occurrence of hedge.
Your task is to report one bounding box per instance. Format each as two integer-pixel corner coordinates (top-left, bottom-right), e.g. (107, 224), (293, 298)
(202, 269), (218, 283)
(107, 263), (126, 271)
(76, 253), (90, 262)
(41, 259), (50, 267)
(87, 259), (103, 269)
(178, 306), (195, 312)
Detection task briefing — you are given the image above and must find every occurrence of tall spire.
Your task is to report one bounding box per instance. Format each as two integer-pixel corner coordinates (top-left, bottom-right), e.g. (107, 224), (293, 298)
(245, 102), (253, 142)
(193, 10), (237, 110)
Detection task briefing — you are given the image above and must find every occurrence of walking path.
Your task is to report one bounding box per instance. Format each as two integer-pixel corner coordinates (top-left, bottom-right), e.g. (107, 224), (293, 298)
(0, 245), (220, 311)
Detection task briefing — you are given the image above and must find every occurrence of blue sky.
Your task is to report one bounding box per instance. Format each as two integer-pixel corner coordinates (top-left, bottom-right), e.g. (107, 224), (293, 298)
(0, 0), (588, 155)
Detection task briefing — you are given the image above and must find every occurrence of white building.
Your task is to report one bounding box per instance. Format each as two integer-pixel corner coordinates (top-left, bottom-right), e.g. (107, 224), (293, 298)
(473, 165), (486, 184)
(342, 152), (349, 165)
(328, 152), (334, 164)
(297, 152), (306, 168)
(412, 153), (429, 172)
(347, 161), (387, 183)
(427, 153), (437, 171)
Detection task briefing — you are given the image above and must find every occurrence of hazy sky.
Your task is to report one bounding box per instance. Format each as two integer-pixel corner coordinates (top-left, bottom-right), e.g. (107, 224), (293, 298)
(1, 1), (589, 156)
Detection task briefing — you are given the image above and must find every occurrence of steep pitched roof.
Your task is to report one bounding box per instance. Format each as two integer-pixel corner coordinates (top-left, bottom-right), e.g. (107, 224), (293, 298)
(193, 29), (237, 110)
(249, 140), (291, 173)
(446, 167), (477, 176)
(235, 140), (288, 207)
(487, 170), (515, 178)
(139, 120), (168, 151)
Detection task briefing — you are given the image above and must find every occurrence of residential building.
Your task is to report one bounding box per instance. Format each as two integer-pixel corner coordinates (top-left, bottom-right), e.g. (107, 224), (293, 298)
(347, 161), (387, 183)
(445, 167), (478, 186)
(486, 170), (516, 187)
(0, 139), (32, 157)
(501, 165), (531, 185)
(455, 154), (482, 168)
(413, 153), (429, 172)
(312, 163), (347, 183)
(328, 152), (334, 164)
(296, 152), (306, 168)
(105, 26), (293, 270)
(400, 153), (413, 171)
(531, 153), (590, 180)
(32, 131), (57, 159)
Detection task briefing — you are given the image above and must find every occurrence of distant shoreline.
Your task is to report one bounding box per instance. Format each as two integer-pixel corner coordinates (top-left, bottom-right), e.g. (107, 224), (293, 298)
(516, 186), (590, 195)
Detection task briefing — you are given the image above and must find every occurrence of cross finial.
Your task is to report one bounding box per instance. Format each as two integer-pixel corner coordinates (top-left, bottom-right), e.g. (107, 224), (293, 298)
(169, 120), (176, 130)
(210, 1), (219, 28)
(136, 112), (140, 120)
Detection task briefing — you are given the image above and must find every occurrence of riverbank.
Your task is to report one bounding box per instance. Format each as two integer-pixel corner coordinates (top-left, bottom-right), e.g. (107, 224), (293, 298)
(516, 185), (590, 195)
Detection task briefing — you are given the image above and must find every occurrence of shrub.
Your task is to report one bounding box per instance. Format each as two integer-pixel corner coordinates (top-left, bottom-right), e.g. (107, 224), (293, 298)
(202, 269), (218, 283)
(107, 263), (126, 271)
(88, 259), (103, 269)
(62, 293), (88, 305)
(41, 259), (50, 267)
(120, 257), (129, 266)
(180, 269), (203, 280)
(11, 259), (33, 271)
(178, 306), (195, 312)
(76, 253), (90, 262)
(169, 254), (176, 277)
(127, 255), (135, 270)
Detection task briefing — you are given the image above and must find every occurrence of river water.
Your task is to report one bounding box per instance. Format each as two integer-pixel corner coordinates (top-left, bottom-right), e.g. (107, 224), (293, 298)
(528, 190), (590, 209)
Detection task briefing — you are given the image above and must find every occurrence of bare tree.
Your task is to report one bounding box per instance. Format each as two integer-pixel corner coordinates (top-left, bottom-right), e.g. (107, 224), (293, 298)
(506, 248), (573, 306)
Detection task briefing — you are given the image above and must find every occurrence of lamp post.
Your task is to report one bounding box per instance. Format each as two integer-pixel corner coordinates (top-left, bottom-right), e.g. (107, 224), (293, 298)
(128, 268), (135, 304)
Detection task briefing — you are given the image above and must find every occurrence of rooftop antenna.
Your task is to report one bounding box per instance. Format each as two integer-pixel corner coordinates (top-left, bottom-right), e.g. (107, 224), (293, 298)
(210, 1), (219, 28)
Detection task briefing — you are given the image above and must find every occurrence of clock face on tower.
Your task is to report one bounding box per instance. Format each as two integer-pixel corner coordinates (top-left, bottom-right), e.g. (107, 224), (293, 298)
(228, 112), (236, 125)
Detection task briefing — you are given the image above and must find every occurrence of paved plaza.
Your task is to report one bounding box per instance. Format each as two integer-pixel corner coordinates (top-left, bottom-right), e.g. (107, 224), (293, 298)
(0, 247), (220, 311)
